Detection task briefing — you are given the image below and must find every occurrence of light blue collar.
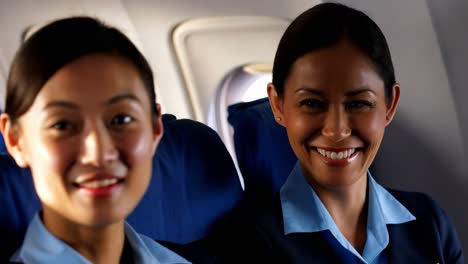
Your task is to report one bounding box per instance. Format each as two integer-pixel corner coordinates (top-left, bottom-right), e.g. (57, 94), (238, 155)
(280, 162), (415, 263)
(11, 213), (190, 264)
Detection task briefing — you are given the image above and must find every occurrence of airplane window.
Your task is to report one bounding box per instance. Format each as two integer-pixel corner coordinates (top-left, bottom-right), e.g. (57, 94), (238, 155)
(172, 16), (289, 123)
(171, 16), (289, 187)
(208, 64), (271, 187)
(240, 74), (271, 102)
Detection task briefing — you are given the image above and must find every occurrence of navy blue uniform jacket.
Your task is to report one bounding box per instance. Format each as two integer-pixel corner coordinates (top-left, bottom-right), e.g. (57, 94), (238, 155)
(251, 189), (464, 263)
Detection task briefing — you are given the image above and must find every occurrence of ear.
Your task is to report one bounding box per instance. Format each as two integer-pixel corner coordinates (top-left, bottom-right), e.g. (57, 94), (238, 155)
(267, 83), (286, 127)
(385, 83), (401, 126)
(0, 114), (29, 167)
(150, 104), (164, 153)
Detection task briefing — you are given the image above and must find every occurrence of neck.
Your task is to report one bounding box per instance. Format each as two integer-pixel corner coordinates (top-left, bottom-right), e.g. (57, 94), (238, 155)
(311, 174), (368, 253)
(41, 208), (126, 264)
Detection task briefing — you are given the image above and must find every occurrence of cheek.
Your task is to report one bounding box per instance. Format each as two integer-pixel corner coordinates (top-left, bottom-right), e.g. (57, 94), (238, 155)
(117, 127), (156, 166)
(122, 128), (156, 198)
(287, 112), (320, 143)
(28, 141), (73, 205)
(355, 113), (387, 147)
(27, 135), (74, 179)
(284, 111), (321, 160)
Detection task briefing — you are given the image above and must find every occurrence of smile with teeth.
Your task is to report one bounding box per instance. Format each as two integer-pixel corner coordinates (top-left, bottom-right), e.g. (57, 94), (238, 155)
(316, 148), (356, 160)
(77, 178), (120, 188)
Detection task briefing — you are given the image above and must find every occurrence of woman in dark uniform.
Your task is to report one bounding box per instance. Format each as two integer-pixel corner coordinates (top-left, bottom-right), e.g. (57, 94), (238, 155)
(255, 3), (463, 263)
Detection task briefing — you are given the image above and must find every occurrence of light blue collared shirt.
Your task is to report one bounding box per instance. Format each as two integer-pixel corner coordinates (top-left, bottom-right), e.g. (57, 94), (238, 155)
(11, 214), (190, 264)
(280, 162), (416, 264)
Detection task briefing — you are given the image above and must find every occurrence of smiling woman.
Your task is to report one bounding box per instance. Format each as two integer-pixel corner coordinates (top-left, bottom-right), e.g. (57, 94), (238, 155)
(250, 2), (464, 263)
(272, 39), (395, 193)
(0, 17), (188, 263)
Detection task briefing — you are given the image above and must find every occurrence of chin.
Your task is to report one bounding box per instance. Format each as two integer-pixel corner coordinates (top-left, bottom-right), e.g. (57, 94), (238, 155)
(74, 205), (131, 227)
(306, 166), (365, 190)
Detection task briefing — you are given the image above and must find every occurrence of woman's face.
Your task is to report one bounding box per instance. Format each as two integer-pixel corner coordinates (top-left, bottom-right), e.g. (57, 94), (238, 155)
(268, 39), (399, 190)
(4, 54), (163, 227)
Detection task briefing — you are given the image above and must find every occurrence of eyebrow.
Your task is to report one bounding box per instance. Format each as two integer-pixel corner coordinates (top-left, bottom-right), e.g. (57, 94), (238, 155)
(43, 93), (141, 110)
(295, 88), (324, 96)
(295, 87), (377, 96)
(43, 101), (79, 110)
(346, 88), (377, 97)
(106, 93), (141, 105)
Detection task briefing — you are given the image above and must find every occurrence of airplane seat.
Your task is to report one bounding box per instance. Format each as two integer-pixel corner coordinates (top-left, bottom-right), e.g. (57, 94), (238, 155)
(0, 154), (39, 261)
(228, 97), (297, 200)
(128, 114), (244, 244)
(0, 114), (244, 261)
(0, 133), (6, 153)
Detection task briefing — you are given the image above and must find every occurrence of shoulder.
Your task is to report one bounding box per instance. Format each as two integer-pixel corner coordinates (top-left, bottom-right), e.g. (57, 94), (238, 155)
(124, 222), (190, 264)
(156, 199), (278, 264)
(386, 188), (464, 263)
(231, 195), (287, 262)
(386, 189), (438, 217)
(387, 188), (456, 227)
(137, 233), (191, 264)
(251, 194), (285, 235)
(248, 194), (347, 263)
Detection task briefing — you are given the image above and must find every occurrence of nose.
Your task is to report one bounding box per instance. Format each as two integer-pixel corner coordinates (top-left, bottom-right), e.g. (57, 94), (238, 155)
(80, 123), (118, 166)
(321, 105), (351, 142)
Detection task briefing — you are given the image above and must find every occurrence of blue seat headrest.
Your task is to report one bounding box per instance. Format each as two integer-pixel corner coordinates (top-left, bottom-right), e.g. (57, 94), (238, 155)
(228, 98), (297, 196)
(0, 115), (243, 259)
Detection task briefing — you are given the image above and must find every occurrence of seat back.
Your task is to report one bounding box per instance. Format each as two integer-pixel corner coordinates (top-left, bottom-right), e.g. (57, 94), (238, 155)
(128, 115), (243, 243)
(0, 135), (6, 154)
(0, 154), (39, 261)
(0, 114), (243, 260)
(228, 98), (297, 198)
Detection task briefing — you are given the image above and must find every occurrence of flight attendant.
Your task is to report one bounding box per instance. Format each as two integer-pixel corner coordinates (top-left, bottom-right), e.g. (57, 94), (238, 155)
(0, 16), (189, 264)
(256, 3), (464, 263)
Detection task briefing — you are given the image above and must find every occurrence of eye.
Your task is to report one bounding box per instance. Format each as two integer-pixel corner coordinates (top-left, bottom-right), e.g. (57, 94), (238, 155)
(346, 100), (374, 111)
(300, 99), (326, 110)
(50, 120), (73, 131)
(111, 114), (134, 126)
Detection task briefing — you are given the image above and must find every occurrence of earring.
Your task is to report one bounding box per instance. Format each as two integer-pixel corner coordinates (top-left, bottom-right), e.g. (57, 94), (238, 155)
(15, 155), (27, 167)
(276, 117), (281, 121)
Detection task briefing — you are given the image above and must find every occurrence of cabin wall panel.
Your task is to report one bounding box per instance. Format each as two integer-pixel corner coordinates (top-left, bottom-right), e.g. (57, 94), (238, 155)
(0, 0), (145, 111)
(121, 0), (321, 119)
(425, 0), (468, 252)
(0, 0), (322, 115)
(426, 0), (468, 163)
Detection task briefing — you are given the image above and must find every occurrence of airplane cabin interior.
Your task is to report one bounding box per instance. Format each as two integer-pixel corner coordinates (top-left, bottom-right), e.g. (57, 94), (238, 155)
(0, 0), (467, 261)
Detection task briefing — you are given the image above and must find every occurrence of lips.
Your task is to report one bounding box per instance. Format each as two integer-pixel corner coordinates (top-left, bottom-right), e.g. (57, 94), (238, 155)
(76, 178), (121, 188)
(312, 146), (363, 166)
(73, 174), (125, 197)
(317, 148), (356, 160)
